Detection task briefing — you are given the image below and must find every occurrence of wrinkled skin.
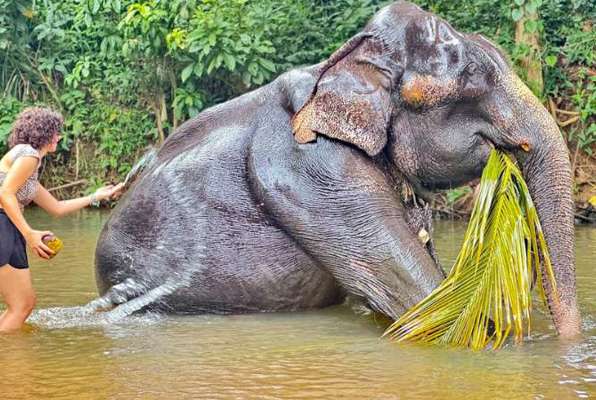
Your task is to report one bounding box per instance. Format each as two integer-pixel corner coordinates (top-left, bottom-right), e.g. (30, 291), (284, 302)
(96, 1), (580, 337)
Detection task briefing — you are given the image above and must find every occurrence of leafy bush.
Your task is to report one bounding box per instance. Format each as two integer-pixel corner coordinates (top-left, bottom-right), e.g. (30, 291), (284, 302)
(0, 0), (593, 194)
(0, 97), (24, 154)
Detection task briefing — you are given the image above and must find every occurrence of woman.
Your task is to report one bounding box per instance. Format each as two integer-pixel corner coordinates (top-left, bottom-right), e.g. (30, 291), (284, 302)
(0, 107), (124, 332)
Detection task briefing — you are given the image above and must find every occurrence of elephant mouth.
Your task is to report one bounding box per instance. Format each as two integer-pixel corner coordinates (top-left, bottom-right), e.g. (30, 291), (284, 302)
(475, 130), (498, 151)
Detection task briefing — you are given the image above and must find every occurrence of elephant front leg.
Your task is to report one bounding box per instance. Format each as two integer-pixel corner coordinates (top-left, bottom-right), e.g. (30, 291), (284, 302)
(257, 145), (446, 320)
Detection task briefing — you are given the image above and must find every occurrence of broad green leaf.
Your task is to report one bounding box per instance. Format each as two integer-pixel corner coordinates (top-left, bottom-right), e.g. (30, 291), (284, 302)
(55, 64), (67, 74)
(524, 19), (538, 33)
(193, 62), (204, 78)
(207, 57), (218, 74)
(525, 2), (537, 14)
(113, 0), (122, 13)
(208, 32), (217, 46)
(511, 9), (523, 22)
(258, 57), (276, 73)
(223, 53), (236, 71)
(545, 55), (557, 67)
(181, 63), (194, 82)
(248, 62), (259, 75)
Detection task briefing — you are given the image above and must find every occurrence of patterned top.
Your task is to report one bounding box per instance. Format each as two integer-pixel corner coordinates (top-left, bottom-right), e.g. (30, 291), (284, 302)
(0, 144), (41, 210)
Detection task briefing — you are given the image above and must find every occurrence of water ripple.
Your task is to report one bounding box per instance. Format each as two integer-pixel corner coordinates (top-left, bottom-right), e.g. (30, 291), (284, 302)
(0, 212), (593, 400)
(29, 306), (163, 329)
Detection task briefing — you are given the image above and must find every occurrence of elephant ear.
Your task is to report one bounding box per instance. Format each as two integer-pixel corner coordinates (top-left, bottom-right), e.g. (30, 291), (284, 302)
(292, 34), (400, 157)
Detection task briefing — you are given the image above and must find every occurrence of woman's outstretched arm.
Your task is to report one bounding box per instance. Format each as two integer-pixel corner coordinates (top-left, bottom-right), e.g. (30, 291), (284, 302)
(33, 182), (124, 217)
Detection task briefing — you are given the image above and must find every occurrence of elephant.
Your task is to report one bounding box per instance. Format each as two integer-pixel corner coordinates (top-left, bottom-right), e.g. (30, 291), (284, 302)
(95, 0), (580, 337)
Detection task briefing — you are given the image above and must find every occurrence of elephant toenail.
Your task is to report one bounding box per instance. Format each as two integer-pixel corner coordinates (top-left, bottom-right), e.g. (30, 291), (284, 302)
(418, 228), (430, 244)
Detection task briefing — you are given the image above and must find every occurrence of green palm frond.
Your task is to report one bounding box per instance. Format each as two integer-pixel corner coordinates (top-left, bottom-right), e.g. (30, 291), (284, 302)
(384, 150), (558, 350)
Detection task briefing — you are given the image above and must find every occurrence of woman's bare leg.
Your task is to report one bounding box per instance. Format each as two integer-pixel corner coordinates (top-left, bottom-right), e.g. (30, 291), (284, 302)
(0, 264), (36, 332)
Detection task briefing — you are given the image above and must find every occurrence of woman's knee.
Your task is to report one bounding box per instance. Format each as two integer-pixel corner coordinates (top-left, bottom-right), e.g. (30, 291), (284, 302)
(8, 292), (36, 315)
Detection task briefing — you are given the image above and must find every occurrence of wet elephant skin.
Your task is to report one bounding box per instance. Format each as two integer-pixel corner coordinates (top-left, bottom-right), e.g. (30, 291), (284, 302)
(95, 1), (579, 336)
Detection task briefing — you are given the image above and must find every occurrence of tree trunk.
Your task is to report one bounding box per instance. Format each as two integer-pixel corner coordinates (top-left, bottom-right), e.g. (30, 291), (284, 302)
(169, 69), (178, 131)
(515, 13), (543, 96)
(154, 92), (168, 144)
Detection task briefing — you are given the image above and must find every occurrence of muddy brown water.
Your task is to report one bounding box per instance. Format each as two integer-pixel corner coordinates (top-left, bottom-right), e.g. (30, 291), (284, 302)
(0, 208), (594, 399)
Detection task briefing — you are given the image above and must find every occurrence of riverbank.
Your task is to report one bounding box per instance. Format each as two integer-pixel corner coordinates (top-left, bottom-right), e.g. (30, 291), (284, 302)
(431, 152), (595, 224)
(39, 154), (596, 225)
(432, 192), (596, 225)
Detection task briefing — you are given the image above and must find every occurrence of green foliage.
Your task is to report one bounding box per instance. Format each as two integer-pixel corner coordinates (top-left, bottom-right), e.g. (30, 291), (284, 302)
(539, 0), (595, 155)
(0, 0), (37, 99)
(567, 73), (596, 156)
(0, 0), (32, 52)
(114, 0), (377, 127)
(0, 0), (593, 189)
(62, 100), (156, 174)
(0, 97), (24, 154)
(182, 0), (277, 88)
(385, 150), (558, 350)
(267, 0), (377, 70)
(445, 187), (472, 206)
(510, 0), (543, 25)
(415, 0), (514, 40)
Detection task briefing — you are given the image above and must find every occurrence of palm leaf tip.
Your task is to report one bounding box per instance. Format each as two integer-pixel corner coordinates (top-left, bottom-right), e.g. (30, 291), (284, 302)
(385, 149), (558, 351)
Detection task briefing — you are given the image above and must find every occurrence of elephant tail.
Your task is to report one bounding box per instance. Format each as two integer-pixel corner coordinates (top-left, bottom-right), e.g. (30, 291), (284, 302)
(123, 147), (158, 190)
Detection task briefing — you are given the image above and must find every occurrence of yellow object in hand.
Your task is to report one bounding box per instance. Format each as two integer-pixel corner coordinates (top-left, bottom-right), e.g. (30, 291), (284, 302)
(42, 234), (64, 259)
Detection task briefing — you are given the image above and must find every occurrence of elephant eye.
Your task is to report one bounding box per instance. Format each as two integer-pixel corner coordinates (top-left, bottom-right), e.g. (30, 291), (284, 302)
(465, 62), (479, 76)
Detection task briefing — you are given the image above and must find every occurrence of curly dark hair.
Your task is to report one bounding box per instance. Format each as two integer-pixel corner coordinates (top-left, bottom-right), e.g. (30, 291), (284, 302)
(8, 107), (64, 150)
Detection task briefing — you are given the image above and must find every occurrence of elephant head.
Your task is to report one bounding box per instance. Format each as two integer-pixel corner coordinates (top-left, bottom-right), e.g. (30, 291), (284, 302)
(292, 1), (580, 337)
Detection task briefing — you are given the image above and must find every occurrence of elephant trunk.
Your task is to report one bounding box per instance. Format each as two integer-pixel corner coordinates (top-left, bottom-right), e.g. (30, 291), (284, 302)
(487, 73), (581, 338)
(522, 127), (580, 338)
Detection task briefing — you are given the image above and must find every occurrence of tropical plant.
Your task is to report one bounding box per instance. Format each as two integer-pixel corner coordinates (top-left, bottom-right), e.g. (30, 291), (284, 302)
(0, 0), (37, 99)
(384, 150), (558, 350)
(0, 96), (24, 154)
(1, 0), (593, 200)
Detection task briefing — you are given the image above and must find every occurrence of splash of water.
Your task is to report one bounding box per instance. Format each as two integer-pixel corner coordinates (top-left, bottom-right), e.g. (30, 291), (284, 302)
(30, 275), (193, 329)
(29, 305), (162, 329)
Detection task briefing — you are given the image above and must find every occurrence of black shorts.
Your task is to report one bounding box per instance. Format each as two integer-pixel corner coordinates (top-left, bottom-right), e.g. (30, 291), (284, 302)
(0, 209), (29, 269)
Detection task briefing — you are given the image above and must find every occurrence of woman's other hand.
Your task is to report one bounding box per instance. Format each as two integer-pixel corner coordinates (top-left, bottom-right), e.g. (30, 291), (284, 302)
(25, 229), (55, 259)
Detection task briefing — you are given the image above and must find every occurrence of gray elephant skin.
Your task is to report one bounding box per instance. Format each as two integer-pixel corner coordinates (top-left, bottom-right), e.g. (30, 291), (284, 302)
(95, 1), (580, 337)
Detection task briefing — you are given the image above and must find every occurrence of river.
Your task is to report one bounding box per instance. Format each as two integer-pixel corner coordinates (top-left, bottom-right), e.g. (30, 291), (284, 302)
(1, 208), (594, 399)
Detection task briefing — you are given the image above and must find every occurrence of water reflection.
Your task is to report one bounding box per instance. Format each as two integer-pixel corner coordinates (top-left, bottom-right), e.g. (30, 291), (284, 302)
(0, 209), (594, 399)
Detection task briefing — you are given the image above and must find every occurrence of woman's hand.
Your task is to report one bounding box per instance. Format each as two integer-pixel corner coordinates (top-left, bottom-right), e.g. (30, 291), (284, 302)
(25, 229), (55, 259)
(94, 183), (125, 202)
